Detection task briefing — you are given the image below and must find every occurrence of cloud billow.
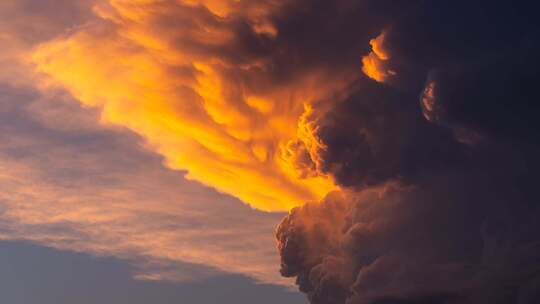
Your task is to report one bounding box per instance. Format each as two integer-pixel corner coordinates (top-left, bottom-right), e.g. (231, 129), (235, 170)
(277, 1), (540, 303)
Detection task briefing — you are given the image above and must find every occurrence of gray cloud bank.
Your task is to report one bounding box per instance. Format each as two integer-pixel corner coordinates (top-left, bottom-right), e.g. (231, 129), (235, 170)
(276, 1), (540, 303)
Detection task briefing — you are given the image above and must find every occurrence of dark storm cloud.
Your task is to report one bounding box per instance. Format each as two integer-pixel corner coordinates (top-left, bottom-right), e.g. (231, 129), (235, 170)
(277, 1), (540, 303)
(278, 175), (540, 304)
(309, 76), (465, 188)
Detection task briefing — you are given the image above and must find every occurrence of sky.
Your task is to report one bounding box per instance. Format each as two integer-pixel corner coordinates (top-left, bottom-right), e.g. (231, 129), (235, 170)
(0, 240), (304, 304)
(1, 1), (540, 304)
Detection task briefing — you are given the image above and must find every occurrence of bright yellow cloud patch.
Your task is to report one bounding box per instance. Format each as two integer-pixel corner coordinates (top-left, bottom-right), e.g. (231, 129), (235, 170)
(32, 0), (336, 211)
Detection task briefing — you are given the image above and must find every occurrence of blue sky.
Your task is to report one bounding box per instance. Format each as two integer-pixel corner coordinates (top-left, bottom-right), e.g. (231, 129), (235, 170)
(0, 241), (304, 304)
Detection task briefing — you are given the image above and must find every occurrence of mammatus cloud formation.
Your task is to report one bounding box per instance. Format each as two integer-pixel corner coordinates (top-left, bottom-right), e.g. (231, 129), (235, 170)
(276, 1), (540, 304)
(32, 0), (346, 211)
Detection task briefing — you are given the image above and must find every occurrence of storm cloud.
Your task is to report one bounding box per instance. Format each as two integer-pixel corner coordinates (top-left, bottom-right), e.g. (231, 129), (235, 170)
(277, 1), (540, 303)
(2, 0), (539, 301)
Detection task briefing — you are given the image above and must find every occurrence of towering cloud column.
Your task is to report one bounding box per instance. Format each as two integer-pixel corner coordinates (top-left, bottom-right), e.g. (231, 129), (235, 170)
(277, 1), (540, 303)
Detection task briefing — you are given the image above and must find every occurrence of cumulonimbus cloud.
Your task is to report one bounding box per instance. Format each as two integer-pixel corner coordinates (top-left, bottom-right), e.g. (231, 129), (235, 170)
(276, 1), (540, 303)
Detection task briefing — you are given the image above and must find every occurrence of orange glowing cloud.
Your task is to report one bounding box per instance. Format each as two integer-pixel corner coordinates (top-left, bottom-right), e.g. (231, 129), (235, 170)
(361, 31), (395, 83)
(32, 0), (339, 211)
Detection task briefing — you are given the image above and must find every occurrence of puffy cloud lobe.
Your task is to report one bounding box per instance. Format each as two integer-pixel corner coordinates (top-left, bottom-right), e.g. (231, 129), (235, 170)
(277, 191), (351, 303)
(361, 32), (395, 83)
(277, 0), (540, 303)
(278, 176), (540, 303)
